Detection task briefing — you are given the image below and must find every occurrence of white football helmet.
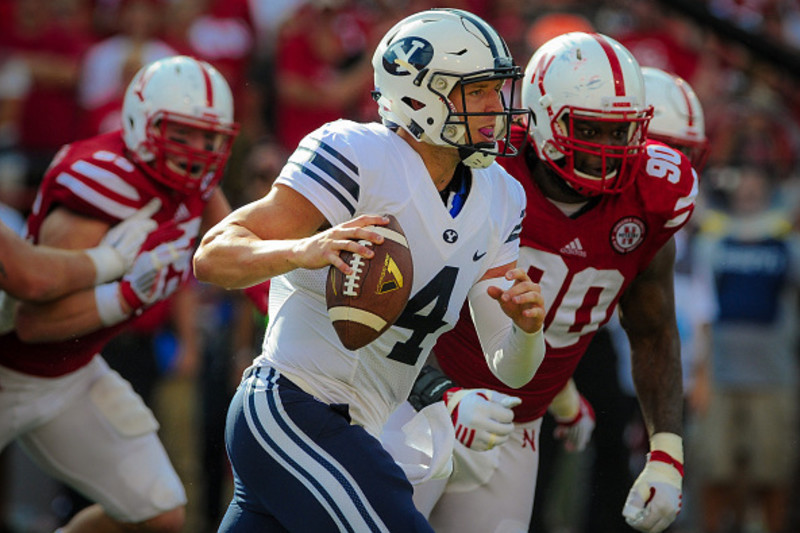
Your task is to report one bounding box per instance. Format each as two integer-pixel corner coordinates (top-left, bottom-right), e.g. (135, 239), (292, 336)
(642, 67), (709, 171)
(122, 56), (240, 194)
(523, 32), (652, 194)
(372, 8), (526, 168)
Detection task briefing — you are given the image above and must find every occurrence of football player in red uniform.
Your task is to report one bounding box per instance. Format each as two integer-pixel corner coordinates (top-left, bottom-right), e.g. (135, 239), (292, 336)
(0, 56), (239, 532)
(402, 32), (699, 533)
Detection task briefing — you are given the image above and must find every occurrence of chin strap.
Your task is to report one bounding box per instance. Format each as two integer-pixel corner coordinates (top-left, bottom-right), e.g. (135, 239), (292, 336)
(461, 150), (495, 168)
(460, 142), (498, 169)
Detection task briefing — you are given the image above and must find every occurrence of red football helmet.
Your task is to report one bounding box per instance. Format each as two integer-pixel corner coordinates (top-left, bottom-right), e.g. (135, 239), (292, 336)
(523, 32), (652, 195)
(122, 56), (240, 195)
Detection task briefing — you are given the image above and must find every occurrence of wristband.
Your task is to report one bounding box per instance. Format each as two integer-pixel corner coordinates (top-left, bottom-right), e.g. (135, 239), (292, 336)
(649, 432), (684, 476)
(649, 451), (684, 477)
(408, 365), (456, 411)
(85, 246), (125, 285)
(94, 282), (130, 327)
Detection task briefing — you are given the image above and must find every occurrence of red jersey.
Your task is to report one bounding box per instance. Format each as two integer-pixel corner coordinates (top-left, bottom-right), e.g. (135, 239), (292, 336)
(435, 126), (698, 422)
(0, 131), (214, 377)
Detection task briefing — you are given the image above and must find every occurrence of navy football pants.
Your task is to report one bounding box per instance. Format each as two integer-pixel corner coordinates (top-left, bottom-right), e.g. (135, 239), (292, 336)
(218, 366), (433, 532)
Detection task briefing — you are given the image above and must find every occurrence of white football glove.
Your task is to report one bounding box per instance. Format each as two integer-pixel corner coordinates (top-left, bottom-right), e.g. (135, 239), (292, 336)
(443, 387), (521, 451)
(122, 242), (184, 307)
(552, 393), (595, 452)
(622, 433), (684, 533)
(86, 198), (161, 284)
(95, 242), (185, 327)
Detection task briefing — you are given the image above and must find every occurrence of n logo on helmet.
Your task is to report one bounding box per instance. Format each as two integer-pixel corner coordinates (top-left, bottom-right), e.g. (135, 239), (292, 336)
(383, 37), (434, 76)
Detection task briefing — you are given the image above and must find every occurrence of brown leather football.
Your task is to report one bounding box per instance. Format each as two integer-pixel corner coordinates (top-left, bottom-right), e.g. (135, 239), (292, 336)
(325, 215), (413, 350)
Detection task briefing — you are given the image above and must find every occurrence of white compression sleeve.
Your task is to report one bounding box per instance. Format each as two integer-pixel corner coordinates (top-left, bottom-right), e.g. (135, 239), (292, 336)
(467, 277), (545, 388)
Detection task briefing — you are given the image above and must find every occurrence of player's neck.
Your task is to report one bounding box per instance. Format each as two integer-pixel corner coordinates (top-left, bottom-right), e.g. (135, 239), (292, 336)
(397, 129), (461, 191)
(533, 160), (590, 204)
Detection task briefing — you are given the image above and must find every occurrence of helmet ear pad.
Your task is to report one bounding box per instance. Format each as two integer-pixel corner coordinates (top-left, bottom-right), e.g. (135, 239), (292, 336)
(371, 9), (527, 168)
(122, 56), (240, 194)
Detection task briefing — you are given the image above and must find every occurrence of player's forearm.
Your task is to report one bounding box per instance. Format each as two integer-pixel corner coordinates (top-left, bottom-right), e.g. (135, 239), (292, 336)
(14, 288), (107, 342)
(548, 378), (580, 418)
(194, 225), (302, 289)
(629, 326), (684, 437)
(469, 277), (545, 388)
(4, 244), (96, 302)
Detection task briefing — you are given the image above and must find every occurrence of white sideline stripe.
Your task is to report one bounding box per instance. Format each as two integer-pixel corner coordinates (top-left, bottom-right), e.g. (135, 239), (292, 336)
(55, 172), (138, 219)
(328, 307), (386, 331)
(244, 371), (390, 532)
(367, 226), (407, 248)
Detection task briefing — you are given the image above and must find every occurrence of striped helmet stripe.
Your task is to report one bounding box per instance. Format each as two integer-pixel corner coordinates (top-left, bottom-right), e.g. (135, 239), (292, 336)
(447, 9), (510, 60)
(194, 58), (214, 107)
(590, 33), (625, 97)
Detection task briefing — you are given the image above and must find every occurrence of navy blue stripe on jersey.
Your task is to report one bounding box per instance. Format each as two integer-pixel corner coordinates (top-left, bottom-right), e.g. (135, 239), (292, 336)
(313, 138), (360, 176)
(246, 367), (388, 532)
(505, 221), (522, 243)
(288, 161), (357, 216)
(298, 145), (360, 201)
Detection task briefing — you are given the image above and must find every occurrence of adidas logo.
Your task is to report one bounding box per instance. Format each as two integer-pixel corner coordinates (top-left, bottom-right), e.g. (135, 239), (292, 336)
(560, 238), (586, 257)
(175, 203), (191, 221)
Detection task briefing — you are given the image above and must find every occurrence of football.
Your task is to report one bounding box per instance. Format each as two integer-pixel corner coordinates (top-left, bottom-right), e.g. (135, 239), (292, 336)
(326, 215), (413, 350)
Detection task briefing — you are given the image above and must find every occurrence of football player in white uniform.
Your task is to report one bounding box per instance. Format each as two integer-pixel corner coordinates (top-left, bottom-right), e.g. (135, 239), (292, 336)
(0, 56), (240, 532)
(388, 33), (701, 533)
(193, 8), (546, 532)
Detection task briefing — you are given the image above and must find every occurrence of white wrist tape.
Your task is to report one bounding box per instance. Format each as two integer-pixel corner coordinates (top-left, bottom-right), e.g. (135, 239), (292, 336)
(649, 432), (683, 477)
(468, 277), (545, 388)
(650, 432), (684, 465)
(85, 246), (125, 285)
(94, 282), (129, 327)
(549, 379), (580, 420)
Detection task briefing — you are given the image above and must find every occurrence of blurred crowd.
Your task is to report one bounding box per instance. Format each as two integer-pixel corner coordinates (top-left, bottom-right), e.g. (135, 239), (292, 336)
(0, 0), (799, 532)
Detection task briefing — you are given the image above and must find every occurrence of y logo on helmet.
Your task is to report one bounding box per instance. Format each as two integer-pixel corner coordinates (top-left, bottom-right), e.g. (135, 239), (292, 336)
(383, 37), (433, 76)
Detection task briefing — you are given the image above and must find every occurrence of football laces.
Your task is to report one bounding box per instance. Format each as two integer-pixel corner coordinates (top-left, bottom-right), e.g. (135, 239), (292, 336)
(342, 240), (372, 296)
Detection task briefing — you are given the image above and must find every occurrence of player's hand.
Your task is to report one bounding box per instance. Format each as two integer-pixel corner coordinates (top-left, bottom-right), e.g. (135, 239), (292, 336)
(487, 268), (545, 334)
(622, 433), (684, 533)
(553, 394), (595, 452)
(443, 387), (521, 451)
(119, 242), (184, 310)
(88, 198), (161, 284)
(291, 215), (388, 274)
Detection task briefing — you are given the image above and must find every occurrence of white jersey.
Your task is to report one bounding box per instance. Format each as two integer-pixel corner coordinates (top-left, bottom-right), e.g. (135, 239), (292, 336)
(252, 120), (525, 435)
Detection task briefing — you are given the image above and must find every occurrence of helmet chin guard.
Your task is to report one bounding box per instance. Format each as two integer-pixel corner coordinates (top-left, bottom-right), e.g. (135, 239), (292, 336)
(372, 9), (527, 168)
(122, 56), (240, 194)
